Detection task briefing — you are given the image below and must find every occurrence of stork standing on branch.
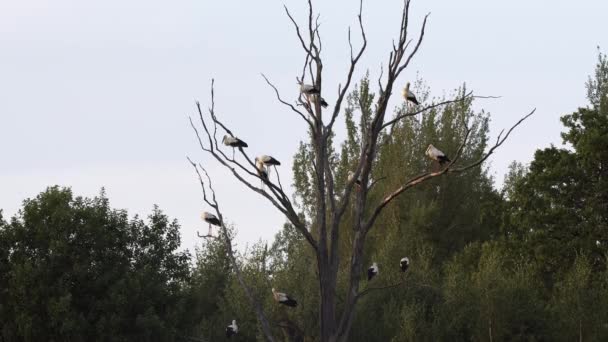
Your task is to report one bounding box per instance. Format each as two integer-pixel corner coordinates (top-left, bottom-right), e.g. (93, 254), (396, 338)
(347, 171), (362, 188)
(402, 82), (419, 107)
(272, 288), (298, 307)
(226, 320), (238, 338)
(298, 80), (328, 109)
(367, 262), (379, 281)
(426, 144), (451, 165)
(201, 211), (221, 230)
(255, 155), (281, 176)
(255, 159), (269, 185)
(222, 135), (248, 159)
(400, 257), (410, 272)
(188, 0), (535, 339)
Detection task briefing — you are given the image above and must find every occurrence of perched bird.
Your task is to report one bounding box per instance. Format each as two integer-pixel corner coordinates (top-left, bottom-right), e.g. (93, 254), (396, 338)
(310, 94), (328, 108)
(255, 160), (269, 189)
(222, 135), (248, 148)
(319, 97), (328, 108)
(272, 288), (298, 307)
(223, 135), (248, 158)
(255, 155), (281, 166)
(347, 171), (362, 187)
(255, 160), (268, 180)
(401, 82), (419, 106)
(299, 81), (327, 110)
(201, 212), (221, 229)
(367, 262), (379, 281)
(255, 155), (280, 185)
(400, 257), (410, 272)
(426, 144), (451, 165)
(299, 81), (320, 95)
(226, 320), (238, 338)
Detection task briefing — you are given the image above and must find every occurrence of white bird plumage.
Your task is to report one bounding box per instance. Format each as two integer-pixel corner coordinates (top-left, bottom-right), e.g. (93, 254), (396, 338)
(255, 155), (280, 187)
(222, 135), (248, 158)
(299, 82), (320, 95)
(347, 171), (362, 187)
(202, 212), (220, 226)
(426, 144), (451, 165)
(298, 81), (328, 109)
(272, 287), (298, 307)
(402, 82), (419, 106)
(226, 319), (238, 337)
(400, 257), (410, 272)
(367, 262), (379, 281)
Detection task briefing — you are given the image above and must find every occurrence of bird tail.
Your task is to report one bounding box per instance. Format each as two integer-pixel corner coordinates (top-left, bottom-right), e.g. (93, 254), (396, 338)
(283, 299), (298, 307)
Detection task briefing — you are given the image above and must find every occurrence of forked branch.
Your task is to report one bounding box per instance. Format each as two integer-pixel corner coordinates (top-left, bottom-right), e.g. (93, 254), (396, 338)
(365, 109), (536, 231)
(190, 81), (318, 251)
(188, 159), (276, 342)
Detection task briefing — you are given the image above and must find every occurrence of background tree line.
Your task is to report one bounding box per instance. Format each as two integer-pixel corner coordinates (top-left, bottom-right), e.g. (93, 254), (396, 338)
(1, 52), (607, 341)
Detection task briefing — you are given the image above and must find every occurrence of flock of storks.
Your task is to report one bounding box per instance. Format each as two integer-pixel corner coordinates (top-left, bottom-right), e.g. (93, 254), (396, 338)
(202, 82), (450, 338)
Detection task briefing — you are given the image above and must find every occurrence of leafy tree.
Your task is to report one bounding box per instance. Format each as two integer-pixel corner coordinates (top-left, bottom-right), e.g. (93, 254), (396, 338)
(0, 187), (190, 342)
(505, 50), (608, 282)
(547, 254), (608, 342)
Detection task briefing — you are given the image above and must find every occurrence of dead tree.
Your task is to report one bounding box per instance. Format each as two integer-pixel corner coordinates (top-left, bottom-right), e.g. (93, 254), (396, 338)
(188, 0), (535, 341)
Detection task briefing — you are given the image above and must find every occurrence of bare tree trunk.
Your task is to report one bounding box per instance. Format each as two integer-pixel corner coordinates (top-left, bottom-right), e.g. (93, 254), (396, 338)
(336, 230), (367, 342)
(488, 317), (493, 342)
(190, 0), (535, 340)
(319, 262), (337, 341)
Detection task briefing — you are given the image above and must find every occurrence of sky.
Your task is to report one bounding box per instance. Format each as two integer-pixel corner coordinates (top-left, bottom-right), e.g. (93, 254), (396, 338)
(1, 0), (607, 254)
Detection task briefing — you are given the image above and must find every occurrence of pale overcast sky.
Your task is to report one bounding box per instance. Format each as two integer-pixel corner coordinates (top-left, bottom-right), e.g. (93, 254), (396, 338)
(1, 0), (606, 253)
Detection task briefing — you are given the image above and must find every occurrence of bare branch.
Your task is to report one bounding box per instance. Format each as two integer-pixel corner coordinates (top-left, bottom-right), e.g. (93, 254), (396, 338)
(262, 73), (314, 128)
(326, 0), (367, 132)
(190, 81), (319, 252)
(356, 274), (409, 300)
(284, 5), (313, 58)
(395, 13), (429, 78)
(364, 109), (535, 231)
(449, 109), (536, 173)
(197, 231), (216, 239)
(187, 160), (276, 342)
(382, 91), (473, 129)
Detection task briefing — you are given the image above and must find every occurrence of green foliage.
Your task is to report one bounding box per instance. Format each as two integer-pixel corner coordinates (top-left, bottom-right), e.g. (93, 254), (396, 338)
(3, 51), (608, 342)
(505, 50), (608, 282)
(0, 187), (190, 342)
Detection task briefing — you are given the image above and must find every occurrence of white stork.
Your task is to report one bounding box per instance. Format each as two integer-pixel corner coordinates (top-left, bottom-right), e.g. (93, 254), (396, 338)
(222, 135), (248, 158)
(256, 155), (281, 166)
(225, 320), (238, 338)
(201, 212), (221, 230)
(310, 94), (328, 108)
(299, 82), (320, 95)
(367, 262), (379, 281)
(299, 81), (328, 109)
(255, 159), (269, 180)
(255, 159), (270, 188)
(402, 82), (419, 106)
(400, 257), (410, 272)
(319, 96), (328, 108)
(272, 288), (298, 307)
(255, 155), (281, 180)
(347, 171), (362, 188)
(426, 144), (451, 165)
